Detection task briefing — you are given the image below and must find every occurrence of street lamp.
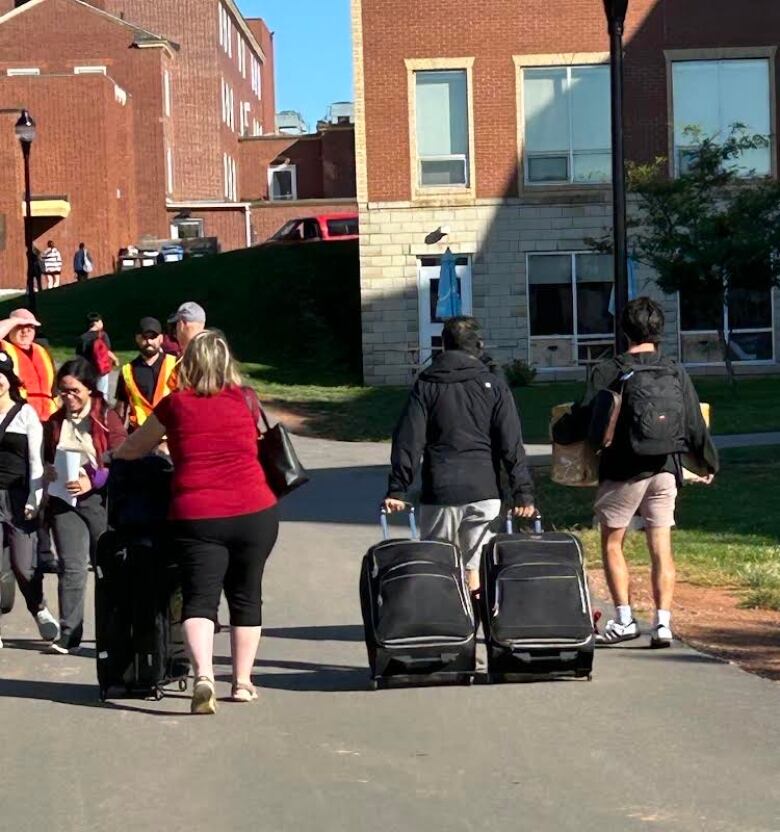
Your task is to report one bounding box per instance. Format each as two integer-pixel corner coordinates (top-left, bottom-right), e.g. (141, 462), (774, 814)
(15, 109), (37, 313)
(603, 0), (629, 353)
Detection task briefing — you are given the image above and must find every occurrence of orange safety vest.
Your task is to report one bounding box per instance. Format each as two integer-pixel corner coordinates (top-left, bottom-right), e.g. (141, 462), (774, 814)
(3, 340), (57, 421)
(122, 353), (177, 428)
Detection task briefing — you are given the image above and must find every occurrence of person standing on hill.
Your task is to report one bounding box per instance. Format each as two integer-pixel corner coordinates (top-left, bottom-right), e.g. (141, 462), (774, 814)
(115, 317), (177, 432)
(0, 309), (57, 423)
(73, 243), (94, 283)
(42, 240), (62, 290)
(76, 313), (119, 400)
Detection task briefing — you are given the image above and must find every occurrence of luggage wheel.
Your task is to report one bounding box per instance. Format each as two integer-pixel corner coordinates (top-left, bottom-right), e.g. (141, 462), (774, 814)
(154, 687), (164, 702)
(369, 678), (383, 691)
(98, 688), (108, 703)
(178, 679), (188, 692)
(459, 674), (474, 686)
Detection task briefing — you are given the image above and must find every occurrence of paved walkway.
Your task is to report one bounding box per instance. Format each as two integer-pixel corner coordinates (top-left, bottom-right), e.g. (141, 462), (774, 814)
(1, 437), (779, 831)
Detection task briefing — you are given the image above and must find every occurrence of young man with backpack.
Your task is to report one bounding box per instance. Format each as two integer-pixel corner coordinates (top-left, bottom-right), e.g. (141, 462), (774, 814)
(383, 316), (536, 599)
(584, 297), (718, 648)
(76, 313), (118, 399)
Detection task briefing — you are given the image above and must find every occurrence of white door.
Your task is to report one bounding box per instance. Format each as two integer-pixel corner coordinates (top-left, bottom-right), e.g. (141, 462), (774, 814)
(417, 254), (473, 366)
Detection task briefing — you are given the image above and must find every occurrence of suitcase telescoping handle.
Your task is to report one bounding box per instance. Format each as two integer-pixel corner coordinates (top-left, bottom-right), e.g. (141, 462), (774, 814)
(380, 504), (419, 541)
(505, 510), (543, 535)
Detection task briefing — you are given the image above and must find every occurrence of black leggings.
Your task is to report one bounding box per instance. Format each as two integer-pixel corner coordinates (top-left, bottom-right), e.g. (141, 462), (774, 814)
(171, 506), (279, 627)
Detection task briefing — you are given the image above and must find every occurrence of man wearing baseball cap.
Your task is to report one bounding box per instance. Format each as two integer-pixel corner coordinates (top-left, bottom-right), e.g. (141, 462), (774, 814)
(115, 317), (178, 431)
(0, 309), (57, 422)
(167, 301), (206, 352)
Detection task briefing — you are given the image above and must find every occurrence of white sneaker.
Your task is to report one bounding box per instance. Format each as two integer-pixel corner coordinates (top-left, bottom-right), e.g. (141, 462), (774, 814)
(650, 623), (673, 649)
(0, 634), (3, 649)
(36, 608), (60, 642)
(596, 618), (640, 645)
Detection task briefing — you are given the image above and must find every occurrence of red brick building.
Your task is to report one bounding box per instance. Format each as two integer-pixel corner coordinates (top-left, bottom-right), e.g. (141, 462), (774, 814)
(0, 0), (276, 287)
(353, 0), (780, 383)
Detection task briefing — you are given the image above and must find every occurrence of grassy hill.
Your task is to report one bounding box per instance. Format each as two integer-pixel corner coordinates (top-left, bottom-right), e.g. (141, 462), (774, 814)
(0, 241), (362, 385)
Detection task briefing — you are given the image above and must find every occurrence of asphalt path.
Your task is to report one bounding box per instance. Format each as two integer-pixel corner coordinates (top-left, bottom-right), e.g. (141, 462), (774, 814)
(1, 436), (778, 831)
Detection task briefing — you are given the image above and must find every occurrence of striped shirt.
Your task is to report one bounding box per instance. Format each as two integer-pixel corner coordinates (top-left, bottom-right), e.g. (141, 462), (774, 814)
(42, 247), (62, 274)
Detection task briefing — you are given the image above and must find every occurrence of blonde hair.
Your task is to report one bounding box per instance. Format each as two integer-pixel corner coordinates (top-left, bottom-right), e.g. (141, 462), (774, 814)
(177, 329), (242, 396)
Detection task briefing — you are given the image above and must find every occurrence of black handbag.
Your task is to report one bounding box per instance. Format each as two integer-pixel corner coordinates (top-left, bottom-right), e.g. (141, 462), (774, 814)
(243, 389), (309, 498)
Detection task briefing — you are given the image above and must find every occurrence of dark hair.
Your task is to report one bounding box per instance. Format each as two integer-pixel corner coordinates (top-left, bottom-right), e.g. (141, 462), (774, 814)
(79, 242), (85, 248)
(87, 312), (102, 325)
(0, 368), (25, 404)
(621, 297), (665, 345)
(56, 357), (99, 394)
(441, 316), (484, 356)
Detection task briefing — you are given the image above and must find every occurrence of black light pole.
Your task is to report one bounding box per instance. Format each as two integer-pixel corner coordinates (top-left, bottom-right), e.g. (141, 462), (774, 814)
(15, 110), (37, 313)
(603, 0), (629, 353)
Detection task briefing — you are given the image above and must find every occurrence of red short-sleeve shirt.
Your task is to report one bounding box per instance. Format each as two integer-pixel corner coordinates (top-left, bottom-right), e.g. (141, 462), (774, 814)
(154, 386), (276, 521)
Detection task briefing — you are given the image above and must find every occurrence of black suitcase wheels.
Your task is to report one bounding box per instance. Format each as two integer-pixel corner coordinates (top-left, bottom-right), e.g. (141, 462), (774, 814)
(98, 687), (108, 703)
(178, 679), (188, 692)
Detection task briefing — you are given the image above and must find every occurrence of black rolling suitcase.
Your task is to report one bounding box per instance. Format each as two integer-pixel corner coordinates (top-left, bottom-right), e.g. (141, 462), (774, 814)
(360, 508), (476, 689)
(95, 457), (189, 701)
(481, 514), (595, 682)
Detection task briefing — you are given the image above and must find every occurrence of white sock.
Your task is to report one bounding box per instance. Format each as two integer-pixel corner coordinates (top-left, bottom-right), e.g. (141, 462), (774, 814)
(616, 604), (633, 626)
(655, 609), (671, 629)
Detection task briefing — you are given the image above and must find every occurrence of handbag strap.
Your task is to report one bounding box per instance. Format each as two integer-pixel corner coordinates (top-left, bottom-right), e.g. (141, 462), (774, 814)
(0, 401), (24, 445)
(241, 386), (271, 434)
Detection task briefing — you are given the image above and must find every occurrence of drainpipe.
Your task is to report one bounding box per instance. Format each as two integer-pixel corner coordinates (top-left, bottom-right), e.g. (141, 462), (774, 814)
(244, 203), (252, 247)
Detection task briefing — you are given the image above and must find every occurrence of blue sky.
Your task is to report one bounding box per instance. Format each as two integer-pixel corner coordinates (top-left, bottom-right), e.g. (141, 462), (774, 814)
(241, 0), (353, 130)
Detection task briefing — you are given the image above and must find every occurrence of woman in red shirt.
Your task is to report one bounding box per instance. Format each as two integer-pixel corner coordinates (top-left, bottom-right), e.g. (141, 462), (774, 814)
(112, 330), (278, 714)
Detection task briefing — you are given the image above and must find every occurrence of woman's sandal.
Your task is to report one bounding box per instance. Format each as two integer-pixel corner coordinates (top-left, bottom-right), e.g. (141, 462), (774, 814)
(231, 681), (259, 703)
(191, 676), (217, 715)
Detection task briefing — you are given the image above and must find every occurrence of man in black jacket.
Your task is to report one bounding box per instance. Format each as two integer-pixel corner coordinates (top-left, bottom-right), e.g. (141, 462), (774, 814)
(384, 317), (535, 595)
(584, 298), (718, 648)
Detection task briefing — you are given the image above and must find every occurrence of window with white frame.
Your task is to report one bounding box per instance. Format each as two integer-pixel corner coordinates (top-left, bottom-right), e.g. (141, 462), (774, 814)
(219, 4), (224, 48)
(74, 65), (107, 75)
(672, 59), (771, 177)
(238, 38), (246, 77)
(251, 56), (262, 99)
(231, 157), (237, 201)
(163, 69), (171, 117)
(7, 68), (40, 76)
(240, 101), (250, 136)
(221, 81), (234, 130)
(268, 164), (297, 201)
(523, 65), (611, 184)
(679, 285), (774, 364)
(528, 253), (615, 367)
(223, 153), (229, 199)
(414, 70), (470, 187)
(166, 146), (174, 194)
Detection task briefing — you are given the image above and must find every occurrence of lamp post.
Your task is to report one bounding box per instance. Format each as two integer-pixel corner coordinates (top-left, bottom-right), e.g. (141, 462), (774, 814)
(14, 109), (37, 313)
(603, 0), (629, 353)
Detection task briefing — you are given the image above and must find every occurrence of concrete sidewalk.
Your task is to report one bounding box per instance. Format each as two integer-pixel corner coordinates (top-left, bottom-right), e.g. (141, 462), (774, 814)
(1, 436), (778, 831)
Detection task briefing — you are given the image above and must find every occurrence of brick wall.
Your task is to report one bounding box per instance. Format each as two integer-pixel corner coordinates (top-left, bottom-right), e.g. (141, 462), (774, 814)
(0, 75), (136, 287)
(246, 18), (276, 133)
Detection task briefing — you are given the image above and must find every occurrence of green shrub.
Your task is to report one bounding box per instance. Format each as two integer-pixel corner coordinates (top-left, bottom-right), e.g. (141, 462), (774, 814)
(504, 359), (537, 388)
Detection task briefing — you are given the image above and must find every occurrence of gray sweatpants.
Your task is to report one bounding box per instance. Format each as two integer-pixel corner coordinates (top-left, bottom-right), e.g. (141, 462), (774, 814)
(419, 499), (502, 571)
(50, 493), (107, 649)
(0, 487), (45, 625)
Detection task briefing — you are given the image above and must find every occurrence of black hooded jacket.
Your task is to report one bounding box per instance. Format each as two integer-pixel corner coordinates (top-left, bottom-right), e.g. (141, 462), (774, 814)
(386, 350), (534, 507)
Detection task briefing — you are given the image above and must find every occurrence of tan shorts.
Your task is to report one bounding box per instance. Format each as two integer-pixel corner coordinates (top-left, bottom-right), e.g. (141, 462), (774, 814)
(595, 473), (677, 529)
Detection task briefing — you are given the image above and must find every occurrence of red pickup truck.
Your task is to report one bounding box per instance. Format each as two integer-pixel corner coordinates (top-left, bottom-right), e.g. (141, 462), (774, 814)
(267, 213), (359, 243)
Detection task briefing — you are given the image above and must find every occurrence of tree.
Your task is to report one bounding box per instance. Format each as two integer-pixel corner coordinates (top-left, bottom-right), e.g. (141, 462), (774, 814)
(592, 127), (780, 382)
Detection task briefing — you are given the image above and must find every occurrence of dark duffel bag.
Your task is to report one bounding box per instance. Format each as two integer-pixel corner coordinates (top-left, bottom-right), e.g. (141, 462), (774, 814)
(481, 513), (595, 682)
(95, 531), (189, 701)
(106, 456), (173, 534)
(360, 507), (476, 689)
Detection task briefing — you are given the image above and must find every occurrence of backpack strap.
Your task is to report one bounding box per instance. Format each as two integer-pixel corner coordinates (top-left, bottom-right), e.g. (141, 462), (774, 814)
(0, 402), (24, 445)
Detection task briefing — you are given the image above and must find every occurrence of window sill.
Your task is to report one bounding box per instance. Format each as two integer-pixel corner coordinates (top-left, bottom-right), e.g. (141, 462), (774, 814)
(411, 187), (477, 207)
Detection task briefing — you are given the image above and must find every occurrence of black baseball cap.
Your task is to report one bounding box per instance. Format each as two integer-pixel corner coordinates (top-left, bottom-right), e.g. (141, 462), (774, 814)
(138, 317), (163, 336)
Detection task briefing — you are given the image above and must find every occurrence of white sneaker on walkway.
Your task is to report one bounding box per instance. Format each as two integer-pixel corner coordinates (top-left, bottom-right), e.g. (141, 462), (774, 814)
(36, 608), (60, 642)
(650, 623), (673, 649)
(596, 618), (640, 645)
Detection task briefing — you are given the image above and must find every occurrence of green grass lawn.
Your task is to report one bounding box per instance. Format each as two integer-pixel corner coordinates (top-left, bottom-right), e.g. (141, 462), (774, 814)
(251, 376), (780, 444)
(533, 446), (780, 610)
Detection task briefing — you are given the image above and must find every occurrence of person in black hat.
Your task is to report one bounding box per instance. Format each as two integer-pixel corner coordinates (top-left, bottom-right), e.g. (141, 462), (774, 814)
(0, 351), (59, 648)
(114, 318), (178, 432)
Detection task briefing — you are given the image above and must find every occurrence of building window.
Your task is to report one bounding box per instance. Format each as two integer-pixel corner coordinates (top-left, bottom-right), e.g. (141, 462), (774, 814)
(163, 69), (171, 117)
(74, 65), (107, 75)
(528, 253), (615, 368)
(219, 4), (224, 48)
(523, 65), (611, 185)
(166, 147), (174, 194)
(268, 164), (297, 201)
(672, 59), (771, 177)
(221, 80), (234, 130)
(232, 157), (237, 201)
(7, 68), (40, 76)
(679, 286), (774, 364)
(238, 38), (246, 78)
(239, 101), (251, 136)
(414, 70), (470, 187)
(251, 56), (262, 99)
(171, 218), (204, 240)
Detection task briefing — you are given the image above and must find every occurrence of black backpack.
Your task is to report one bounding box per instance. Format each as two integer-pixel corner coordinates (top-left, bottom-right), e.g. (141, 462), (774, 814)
(620, 361), (686, 456)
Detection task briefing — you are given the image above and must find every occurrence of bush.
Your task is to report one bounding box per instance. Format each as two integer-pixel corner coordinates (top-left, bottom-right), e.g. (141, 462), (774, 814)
(504, 359), (537, 388)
